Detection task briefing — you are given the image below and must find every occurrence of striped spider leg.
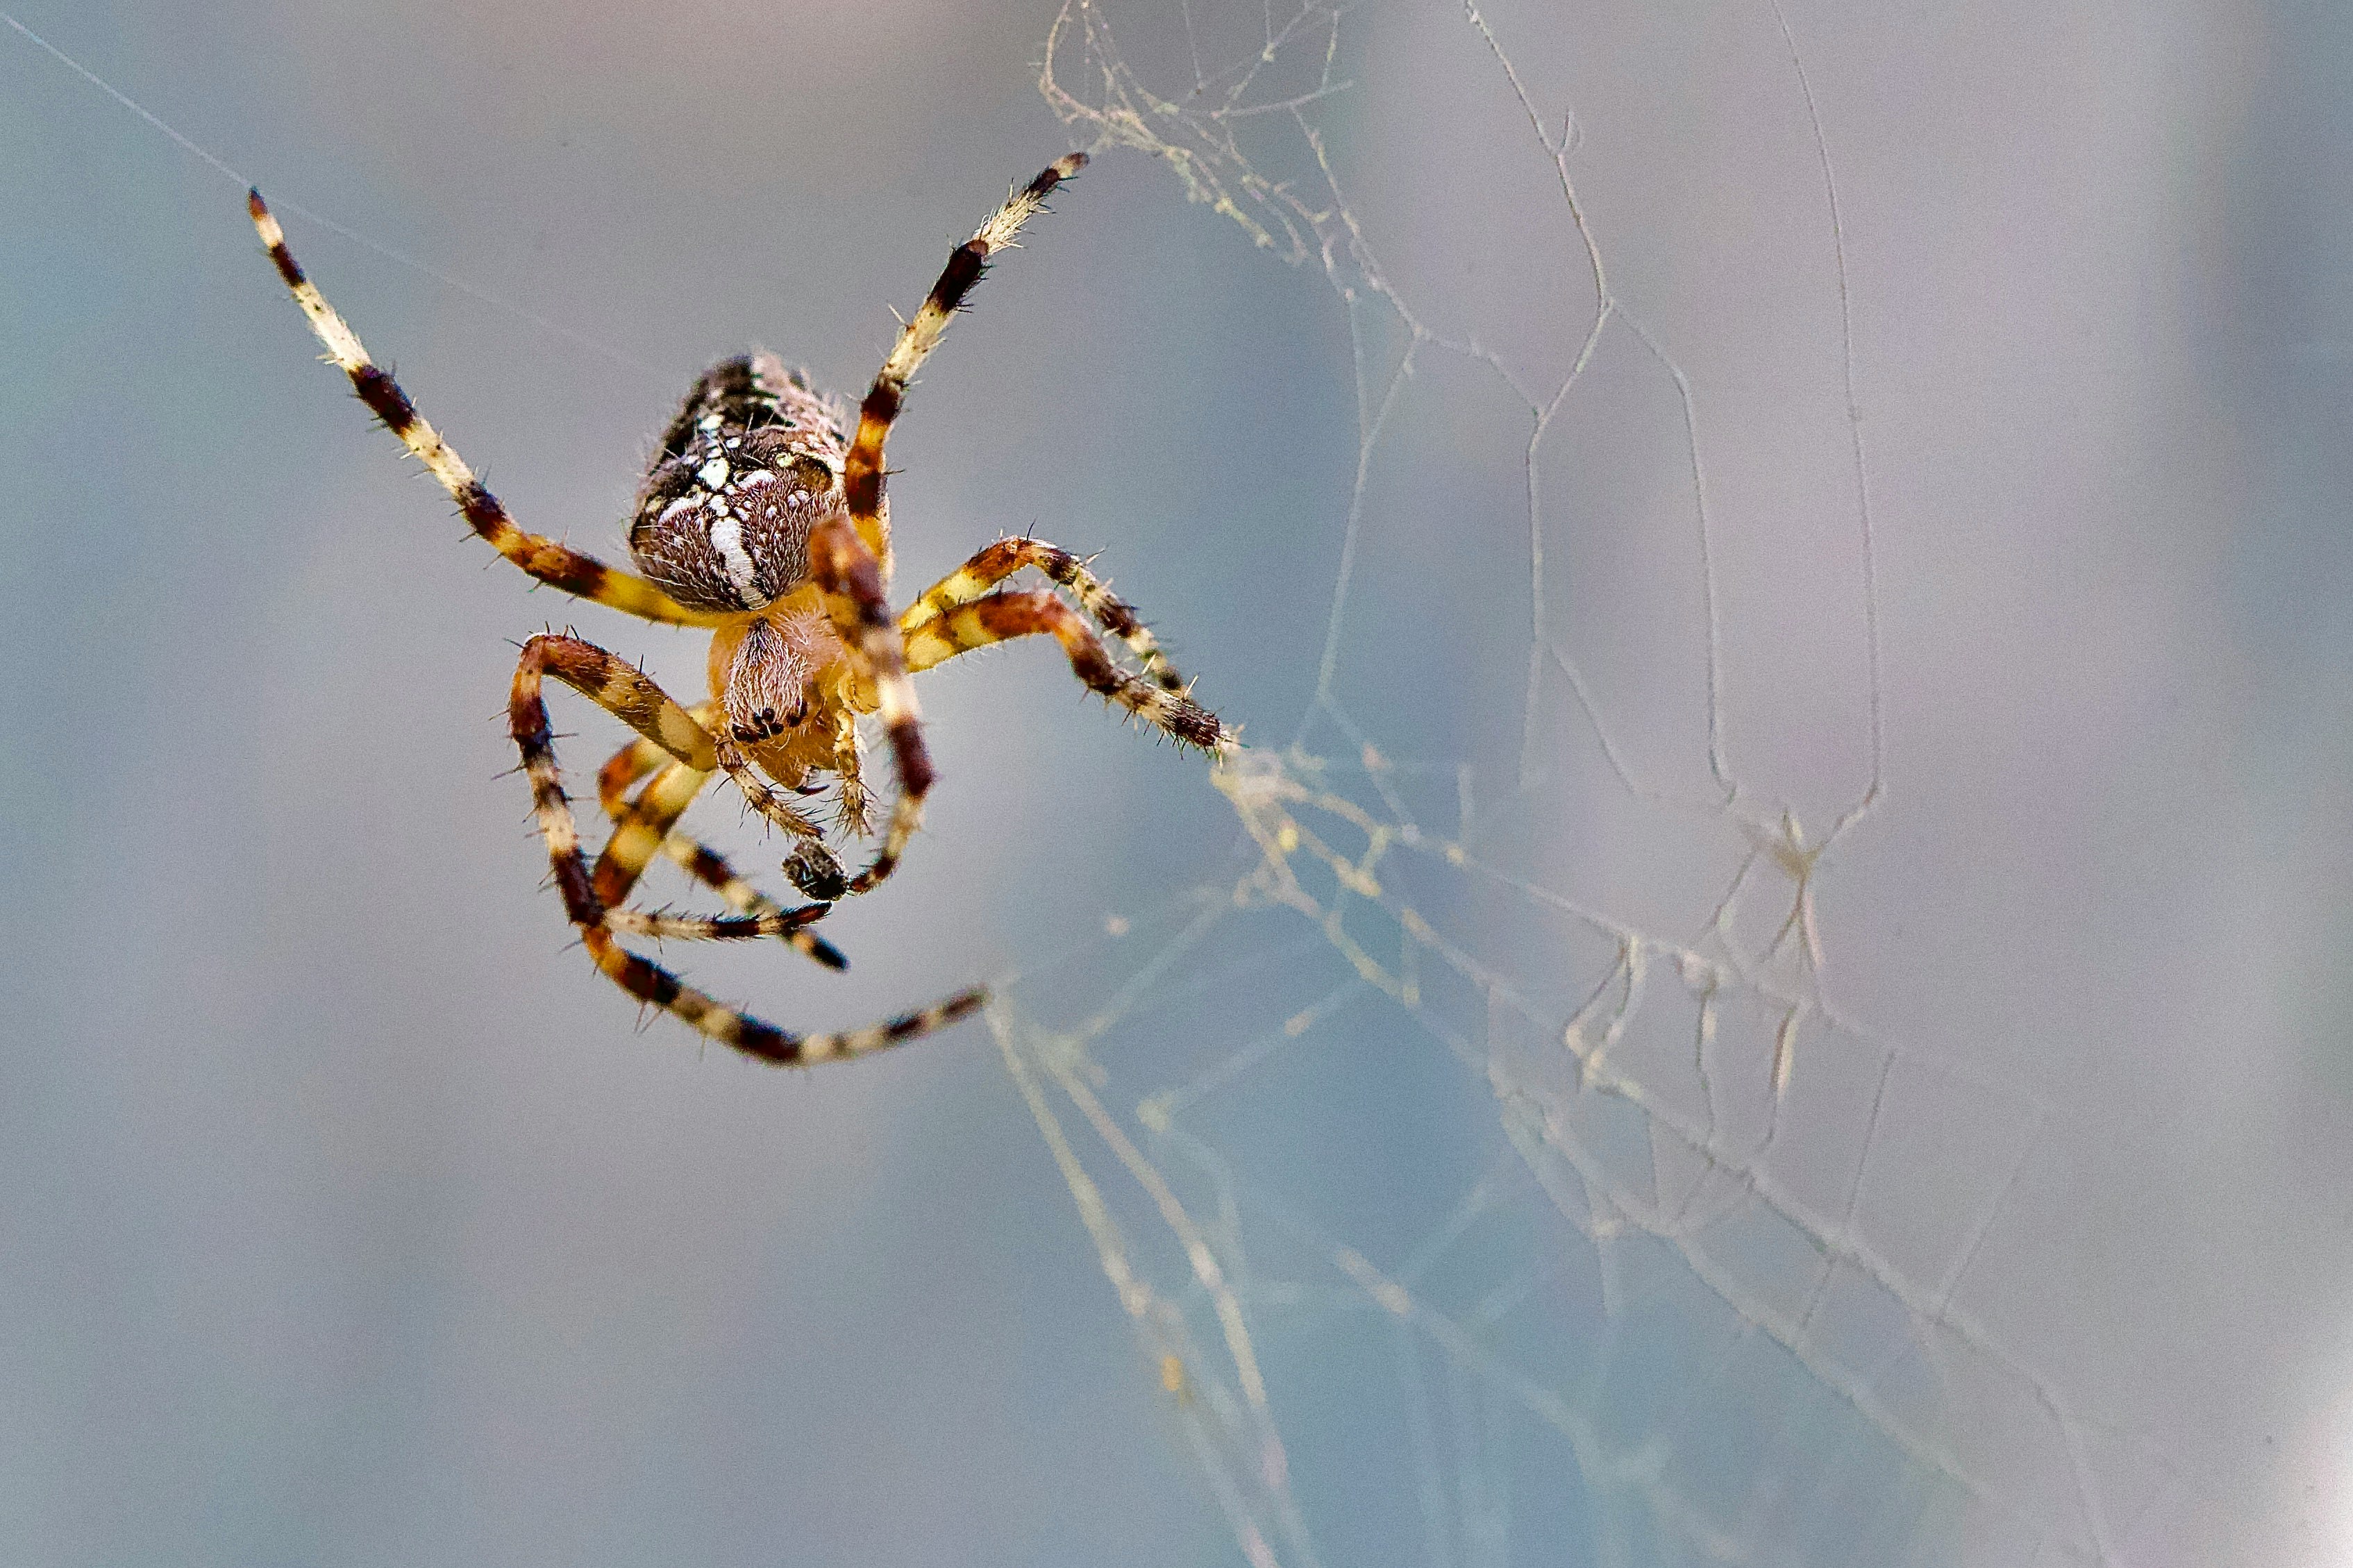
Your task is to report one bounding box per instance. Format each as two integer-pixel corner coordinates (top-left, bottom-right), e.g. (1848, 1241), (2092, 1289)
(596, 717), (813, 907)
(591, 714), (844, 968)
(811, 153), (1101, 897)
(249, 192), (727, 630)
(901, 538), (1195, 694)
(512, 633), (983, 1064)
(900, 542), (1231, 750)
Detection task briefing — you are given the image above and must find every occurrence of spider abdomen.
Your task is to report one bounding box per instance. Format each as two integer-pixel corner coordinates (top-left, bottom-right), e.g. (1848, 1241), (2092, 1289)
(627, 353), (853, 612)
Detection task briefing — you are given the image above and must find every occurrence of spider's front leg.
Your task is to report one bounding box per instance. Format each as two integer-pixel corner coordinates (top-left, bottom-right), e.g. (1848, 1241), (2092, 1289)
(509, 634), (983, 1063)
(841, 155), (1087, 559)
(803, 155), (1090, 899)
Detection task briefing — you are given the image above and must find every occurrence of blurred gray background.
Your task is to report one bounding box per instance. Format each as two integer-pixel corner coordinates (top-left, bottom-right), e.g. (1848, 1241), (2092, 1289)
(6, 0), (2353, 1564)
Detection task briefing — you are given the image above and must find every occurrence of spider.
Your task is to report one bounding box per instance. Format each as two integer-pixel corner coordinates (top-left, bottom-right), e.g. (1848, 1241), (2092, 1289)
(251, 154), (1233, 1067)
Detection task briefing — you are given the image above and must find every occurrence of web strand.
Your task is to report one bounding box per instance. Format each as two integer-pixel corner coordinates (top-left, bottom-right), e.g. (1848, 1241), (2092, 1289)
(5, 8), (659, 379)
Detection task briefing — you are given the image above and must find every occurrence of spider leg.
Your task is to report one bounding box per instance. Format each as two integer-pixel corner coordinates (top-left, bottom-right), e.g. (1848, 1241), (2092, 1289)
(903, 590), (1234, 755)
(510, 635), (985, 1064)
(596, 727), (819, 912)
(596, 734), (670, 818)
(604, 902), (838, 950)
(662, 834), (803, 922)
(249, 192), (726, 629)
(843, 154), (1087, 561)
(808, 518), (929, 897)
(805, 155), (1089, 900)
(901, 537), (1191, 693)
(595, 757), (846, 971)
(513, 634), (718, 768)
(829, 709), (870, 837)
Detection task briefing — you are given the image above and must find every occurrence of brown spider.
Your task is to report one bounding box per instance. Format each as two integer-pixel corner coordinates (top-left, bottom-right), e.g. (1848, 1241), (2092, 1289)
(252, 155), (1232, 1065)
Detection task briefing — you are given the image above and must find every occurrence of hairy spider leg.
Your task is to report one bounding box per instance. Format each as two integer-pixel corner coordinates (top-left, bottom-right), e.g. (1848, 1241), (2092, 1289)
(600, 731), (836, 933)
(842, 153), (1087, 560)
(249, 192), (726, 629)
(511, 634), (986, 1064)
(829, 710), (869, 836)
(598, 715), (839, 902)
(595, 758), (846, 970)
(903, 591), (1234, 755)
(515, 634), (719, 768)
(814, 153), (1092, 900)
(807, 520), (928, 896)
(664, 832), (795, 919)
(597, 734), (671, 818)
(901, 537), (1191, 693)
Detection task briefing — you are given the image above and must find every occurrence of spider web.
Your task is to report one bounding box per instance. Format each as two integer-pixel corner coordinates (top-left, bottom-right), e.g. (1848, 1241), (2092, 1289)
(985, 3), (2175, 1562)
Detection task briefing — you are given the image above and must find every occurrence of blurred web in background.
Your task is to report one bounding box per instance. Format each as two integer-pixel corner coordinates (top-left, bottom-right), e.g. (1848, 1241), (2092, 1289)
(994, 2), (2170, 1562)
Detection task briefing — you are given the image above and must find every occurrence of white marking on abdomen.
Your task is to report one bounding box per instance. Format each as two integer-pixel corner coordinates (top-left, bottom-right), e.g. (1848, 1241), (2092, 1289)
(709, 514), (762, 606)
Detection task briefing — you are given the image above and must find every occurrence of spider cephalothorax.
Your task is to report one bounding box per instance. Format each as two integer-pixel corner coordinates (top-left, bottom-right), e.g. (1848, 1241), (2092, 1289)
(253, 154), (1233, 1063)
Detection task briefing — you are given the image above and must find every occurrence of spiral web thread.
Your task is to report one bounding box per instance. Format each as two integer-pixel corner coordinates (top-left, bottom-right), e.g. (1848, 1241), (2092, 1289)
(989, 2), (2179, 1564)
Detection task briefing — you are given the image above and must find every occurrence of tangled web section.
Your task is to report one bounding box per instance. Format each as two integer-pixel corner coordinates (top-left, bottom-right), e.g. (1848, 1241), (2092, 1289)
(991, 2), (2177, 1565)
